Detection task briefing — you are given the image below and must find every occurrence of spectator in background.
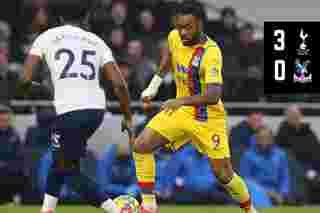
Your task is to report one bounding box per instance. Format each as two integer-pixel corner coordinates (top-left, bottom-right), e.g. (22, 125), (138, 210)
(13, 1), (48, 63)
(0, 105), (27, 204)
(206, 7), (243, 101)
(0, 0), (19, 27)
(0, 20), (10, 66)
(0, 21), (11, 43)
(153, 1), (179, 34)
(0, 41), (9, 66)
(96, 144), (140, 199)
(207, 6), (239, 49)
(126, 39), (156, 100)
(275, 104), (320, 170)
(134, 8), (161, 61)
(88, 2), (111, 40)
(108, 27), (127, 59)
(0, 37), (20, 105)
(230, 111), (264, 154)
(109, 0), (132, 35)
(275, 104), (320, 203)
(236, 23), (264, 101)
(240, 126), (290, 206)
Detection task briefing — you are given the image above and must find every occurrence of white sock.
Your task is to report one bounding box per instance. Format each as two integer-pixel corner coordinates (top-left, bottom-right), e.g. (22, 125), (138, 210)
(251, 206), (259, 213)
(41, 194), (58, 212)
(142, 202), (157, 212)
(101, 199), (119, 213)
(141, 194), (157, 211)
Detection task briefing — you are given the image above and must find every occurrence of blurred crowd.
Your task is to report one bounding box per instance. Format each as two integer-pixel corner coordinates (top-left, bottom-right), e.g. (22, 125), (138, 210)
(0, 0), (266, 106)
(2, 102), (320, 207)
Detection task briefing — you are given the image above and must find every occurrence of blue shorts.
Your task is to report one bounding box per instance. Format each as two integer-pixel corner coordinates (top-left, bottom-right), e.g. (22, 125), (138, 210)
(50, 109), (105, 160)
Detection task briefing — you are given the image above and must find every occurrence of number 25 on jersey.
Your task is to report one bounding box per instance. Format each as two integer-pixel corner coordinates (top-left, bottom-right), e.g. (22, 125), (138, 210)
(55, 48), (97, 80)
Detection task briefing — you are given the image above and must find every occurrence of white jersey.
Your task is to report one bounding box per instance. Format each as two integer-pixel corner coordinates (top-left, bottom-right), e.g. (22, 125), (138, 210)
(29, 25), (114, 115)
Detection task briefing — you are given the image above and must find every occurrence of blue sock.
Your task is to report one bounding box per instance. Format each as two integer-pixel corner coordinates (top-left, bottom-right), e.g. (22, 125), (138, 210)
(46, 168), (65, 197)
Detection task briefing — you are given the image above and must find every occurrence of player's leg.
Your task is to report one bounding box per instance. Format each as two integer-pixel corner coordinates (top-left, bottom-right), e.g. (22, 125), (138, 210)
(133, 110), (188, 212)
(190, 119), (257, 213)
(66, 110), (120, 213)
(133, 127), (168, 212)
(40, 113), (68, 213)
(67, 159), (118, 212)
(209, 158), (257, 213)
(41, 109), (118, 213)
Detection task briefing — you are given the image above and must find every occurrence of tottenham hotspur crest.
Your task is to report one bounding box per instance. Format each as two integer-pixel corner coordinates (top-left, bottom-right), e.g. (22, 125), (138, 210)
(51, 132), (61, 150)
(297, 28), (310, 55)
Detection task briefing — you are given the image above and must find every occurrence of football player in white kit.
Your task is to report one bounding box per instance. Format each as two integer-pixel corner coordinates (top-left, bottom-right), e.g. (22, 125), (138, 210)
(21, 1), (131, 213)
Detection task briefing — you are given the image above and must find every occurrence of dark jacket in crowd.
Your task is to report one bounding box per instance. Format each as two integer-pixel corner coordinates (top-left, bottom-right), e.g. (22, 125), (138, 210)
(230, 120), (256, 153)
(276, 121), (320, 171)
(0, 126), (22, 169)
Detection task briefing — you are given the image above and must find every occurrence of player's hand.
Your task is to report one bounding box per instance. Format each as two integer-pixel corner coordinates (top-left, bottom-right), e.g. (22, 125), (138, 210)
(121, 117), (134, 144)
(161, 99), (183, 115)
(142, 97), (153, 114)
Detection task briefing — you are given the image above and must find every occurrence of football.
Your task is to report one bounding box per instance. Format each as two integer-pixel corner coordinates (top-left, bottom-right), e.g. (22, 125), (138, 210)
(113, 195), (140, 213)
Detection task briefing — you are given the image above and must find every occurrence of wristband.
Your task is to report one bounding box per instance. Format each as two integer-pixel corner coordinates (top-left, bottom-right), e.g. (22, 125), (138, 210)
(141, 74), (163, 99)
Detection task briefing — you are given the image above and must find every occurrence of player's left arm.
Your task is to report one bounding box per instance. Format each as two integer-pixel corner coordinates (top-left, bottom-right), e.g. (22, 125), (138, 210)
(175, 83), (222, 106)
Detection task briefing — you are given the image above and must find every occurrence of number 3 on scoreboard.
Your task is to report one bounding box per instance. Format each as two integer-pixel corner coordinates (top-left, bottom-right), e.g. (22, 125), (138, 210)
(274, 29), (285, 51)
(274, 59), (285, 81)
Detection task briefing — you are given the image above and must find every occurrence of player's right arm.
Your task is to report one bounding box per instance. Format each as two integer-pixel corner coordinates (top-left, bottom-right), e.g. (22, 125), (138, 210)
(141, 31), (173, 101)
(97, 38), (133, 137)
(99, 39), (132, 125)
(19, 33), (46, 95)
(103, 62), (132, 124)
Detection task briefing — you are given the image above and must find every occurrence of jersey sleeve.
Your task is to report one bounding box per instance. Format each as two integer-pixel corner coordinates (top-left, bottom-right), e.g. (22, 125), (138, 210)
(29, 33), (47, 58)
(100, 40), (115, 67)
(167, 30), (179, 53)
(202, 45), (223, 84)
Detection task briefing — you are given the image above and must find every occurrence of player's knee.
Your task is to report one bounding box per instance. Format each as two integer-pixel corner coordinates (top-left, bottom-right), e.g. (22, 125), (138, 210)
(133, 137), (153, 154)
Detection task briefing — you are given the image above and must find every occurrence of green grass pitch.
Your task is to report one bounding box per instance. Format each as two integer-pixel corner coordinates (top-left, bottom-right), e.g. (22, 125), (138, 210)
(1, 205), (320, 213)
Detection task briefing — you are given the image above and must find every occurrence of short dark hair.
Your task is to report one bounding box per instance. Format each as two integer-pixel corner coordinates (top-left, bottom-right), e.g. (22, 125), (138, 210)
(89, 3), (111, 35)
(176, 0), (204, 19)
(240, 23), (254, 31)
(47, 0), (93, 22)
(221, 6), (236, 18)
